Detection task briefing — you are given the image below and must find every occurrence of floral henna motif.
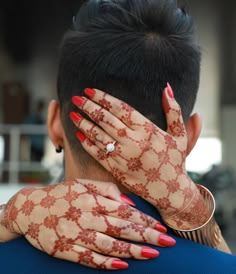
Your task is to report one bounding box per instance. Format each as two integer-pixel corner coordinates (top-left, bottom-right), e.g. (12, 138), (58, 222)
(2, 180), (162, 268)
(86, 127), (98, 142)
(127, 158), (143, 171)
(44, 215), (59, 229)
(91, 108), (105, 123)
(79, 231), (97, 245)
(22, 200), (35, 216)
(117, 128), (127, 137)
(143, 122), (158, 135)
(41, 196), (56, 208)
(99, 98), (112, 111)
(112, 241), (131, 255)
(78, 250), (94, 265)
(27, 223), (40, 240)
(105, 224), (122, 237)
(2, 195), (19, 232)
(53, 236), (74, 253)
(117, 205), (133, 219)
(65, 206), (82, 221)
(168, 118), (185, 137)
(74, 89), (211, 231)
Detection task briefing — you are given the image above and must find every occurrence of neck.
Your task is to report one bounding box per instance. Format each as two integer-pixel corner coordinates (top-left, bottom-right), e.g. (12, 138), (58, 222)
(64, 150), (130, 194)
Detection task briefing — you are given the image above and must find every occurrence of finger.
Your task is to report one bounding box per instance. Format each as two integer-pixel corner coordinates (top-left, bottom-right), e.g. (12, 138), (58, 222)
(78, 213), (174, 247)
(162, 83), (186, 138)
(51, 243), (129, 270)
(75, 87), (150, 130)
(74, 231), (160, 260)
(70, 112), (119, 153)
(76, 192), (165, 233)
(84, 88), (149, 129)
(72, 96), (133, 140)
(75, 133), (121, 177)
(75, 179), (136, 206)
(70, 179), (163, 231)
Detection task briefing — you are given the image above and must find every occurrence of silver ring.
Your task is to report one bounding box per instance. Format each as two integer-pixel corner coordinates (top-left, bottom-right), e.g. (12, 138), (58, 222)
(106, 141), (116, 155)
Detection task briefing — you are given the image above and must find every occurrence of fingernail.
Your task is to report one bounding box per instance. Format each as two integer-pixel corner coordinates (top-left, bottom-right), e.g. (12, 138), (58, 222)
(167, 83), (174, 99)
(141, 247), (160, 258)
(158, 235), (176, 247)
(72, 96), (86, 107)
(84, 88), (96, 98)
(154, 223), (167, 233)
(120, 194), (136, 206)
(76, 132), (87, 143)
(69, 112), (82, 124)
(111, 260), (129, 269)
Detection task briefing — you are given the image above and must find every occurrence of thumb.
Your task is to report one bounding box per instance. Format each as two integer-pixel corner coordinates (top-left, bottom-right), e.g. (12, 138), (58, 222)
(162, 83), (186, 138)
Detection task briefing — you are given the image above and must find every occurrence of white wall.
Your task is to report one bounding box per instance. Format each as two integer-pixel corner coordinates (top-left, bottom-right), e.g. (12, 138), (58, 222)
(221, 107), (236, 171)
(192, 1), (221, 138)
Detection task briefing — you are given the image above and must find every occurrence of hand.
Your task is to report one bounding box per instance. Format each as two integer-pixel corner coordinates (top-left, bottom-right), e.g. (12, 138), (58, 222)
(1, 179), (175, 270)
(70, 85), (210, 230)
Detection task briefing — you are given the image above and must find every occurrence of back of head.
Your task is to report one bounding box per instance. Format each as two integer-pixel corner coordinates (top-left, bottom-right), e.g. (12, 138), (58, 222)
(57, 0), (201, 166)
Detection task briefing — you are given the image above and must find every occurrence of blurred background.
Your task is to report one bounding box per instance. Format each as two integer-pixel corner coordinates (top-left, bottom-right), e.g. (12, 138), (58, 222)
(0, 0), (236, 252)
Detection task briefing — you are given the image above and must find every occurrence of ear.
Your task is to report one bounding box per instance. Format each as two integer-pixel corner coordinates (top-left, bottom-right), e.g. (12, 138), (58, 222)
(185, 113), (202, 156)
(47, 100), (65, 149)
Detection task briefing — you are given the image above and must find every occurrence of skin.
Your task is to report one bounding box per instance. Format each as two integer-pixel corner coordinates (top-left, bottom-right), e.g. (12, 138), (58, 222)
(1, 180), (169, 269)
(70, 85), (207, 230)
(0, 85), (230, 271)
(68, 85), (231, 253)
(0, 88), (180, 270)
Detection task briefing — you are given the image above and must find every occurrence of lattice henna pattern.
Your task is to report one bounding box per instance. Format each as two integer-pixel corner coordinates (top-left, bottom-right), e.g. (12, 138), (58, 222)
(71, 87), (211, 231)
(2, 180), (169, 269)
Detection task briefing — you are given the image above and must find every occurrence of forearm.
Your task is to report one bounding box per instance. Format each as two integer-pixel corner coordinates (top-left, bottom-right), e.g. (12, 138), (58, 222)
(156, 179), (232, 254)
(217, 237), (231, 254)
(132, 167), (231, 254)
(0, 207), (19, 242)
(140, 172), (210, 230)
(161, 178), (210, 230)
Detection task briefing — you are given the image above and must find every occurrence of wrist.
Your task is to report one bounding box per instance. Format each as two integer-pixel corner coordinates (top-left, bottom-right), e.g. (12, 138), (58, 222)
(1, 191), (23, 235)
(154, 174), (197, 217)
(162, 184), (213, 231)
(156, 174), (211, 230)
(0, 203), (19, 242)
(163, 185), (222, 249)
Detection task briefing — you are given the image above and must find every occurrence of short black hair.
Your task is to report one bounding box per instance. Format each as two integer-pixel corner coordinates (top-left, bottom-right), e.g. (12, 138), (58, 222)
(57, 0), (201, 165)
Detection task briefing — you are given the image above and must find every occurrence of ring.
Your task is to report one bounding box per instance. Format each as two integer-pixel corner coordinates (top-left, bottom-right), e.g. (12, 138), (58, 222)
(106, 141), (116, 155)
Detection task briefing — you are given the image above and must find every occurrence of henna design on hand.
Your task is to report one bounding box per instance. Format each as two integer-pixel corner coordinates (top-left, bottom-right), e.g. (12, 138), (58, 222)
(1, 180), (170, 269)
(71, 86), (211, 230)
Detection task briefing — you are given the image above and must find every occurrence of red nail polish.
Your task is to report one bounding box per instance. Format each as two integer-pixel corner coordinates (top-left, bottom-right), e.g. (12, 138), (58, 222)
(141, 247), (159, 258)
(167, 83), (174, 99)
(154, 223), (167, 233)
(120, 194), (136, 206)
(158, 235), (176, 247)
(84, 88), (96, 98)
(69, 112), (82, 124)
(76, 132), (87, 143)
(72, 96), (86, 107)
(111, 260), (129, 269)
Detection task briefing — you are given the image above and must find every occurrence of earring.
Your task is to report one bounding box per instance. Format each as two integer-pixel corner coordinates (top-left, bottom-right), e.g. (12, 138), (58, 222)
(56, 146), (63, 153)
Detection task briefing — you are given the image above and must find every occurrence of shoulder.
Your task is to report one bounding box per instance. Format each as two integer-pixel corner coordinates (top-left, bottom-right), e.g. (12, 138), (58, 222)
(0, 235), (236, 274)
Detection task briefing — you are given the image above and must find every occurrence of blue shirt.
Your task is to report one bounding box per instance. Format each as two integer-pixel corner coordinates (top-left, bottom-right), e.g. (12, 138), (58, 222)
(0, 195), (236, 274)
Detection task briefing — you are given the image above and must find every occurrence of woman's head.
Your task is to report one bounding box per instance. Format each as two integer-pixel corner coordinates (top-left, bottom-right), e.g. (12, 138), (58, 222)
(55, 0), (201, 167)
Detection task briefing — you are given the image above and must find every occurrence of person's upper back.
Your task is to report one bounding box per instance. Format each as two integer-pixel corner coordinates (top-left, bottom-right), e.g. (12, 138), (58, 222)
(1, 194), (236, 274)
